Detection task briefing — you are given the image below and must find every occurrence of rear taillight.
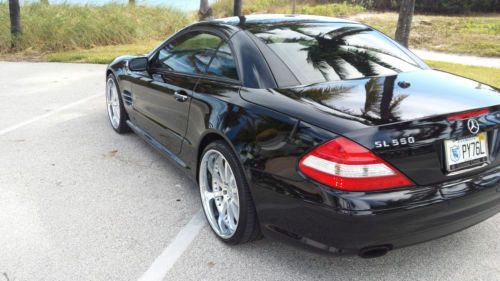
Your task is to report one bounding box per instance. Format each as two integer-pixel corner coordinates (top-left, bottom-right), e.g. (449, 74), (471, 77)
(298, 137), (414, 192)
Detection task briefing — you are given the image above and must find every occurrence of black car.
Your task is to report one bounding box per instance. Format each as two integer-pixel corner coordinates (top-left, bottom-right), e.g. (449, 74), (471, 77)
(106, 14), (500, 257)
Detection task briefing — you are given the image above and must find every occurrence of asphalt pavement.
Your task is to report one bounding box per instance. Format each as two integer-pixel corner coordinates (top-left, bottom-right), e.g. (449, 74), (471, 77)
(0, 61), (499, 281)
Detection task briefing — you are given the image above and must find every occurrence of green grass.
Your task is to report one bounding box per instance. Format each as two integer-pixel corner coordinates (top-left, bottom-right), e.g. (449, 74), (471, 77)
(0, 3), (189, 53)
(426, 60), (500, 88)
(47, 41), (161, 64)
(352, 13), (500, 57)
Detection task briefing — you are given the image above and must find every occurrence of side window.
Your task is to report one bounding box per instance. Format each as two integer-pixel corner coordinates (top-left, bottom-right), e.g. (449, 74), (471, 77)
(206, 42), (239, 81)
(153, 32), (222, 75)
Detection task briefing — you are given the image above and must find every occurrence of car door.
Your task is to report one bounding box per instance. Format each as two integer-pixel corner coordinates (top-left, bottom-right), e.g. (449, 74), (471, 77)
(131, 31), (223, 154)
(181, 41), (244, 167)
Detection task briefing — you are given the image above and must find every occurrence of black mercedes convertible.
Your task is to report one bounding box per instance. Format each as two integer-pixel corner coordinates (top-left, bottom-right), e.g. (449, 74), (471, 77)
(105, 14), (500, 257)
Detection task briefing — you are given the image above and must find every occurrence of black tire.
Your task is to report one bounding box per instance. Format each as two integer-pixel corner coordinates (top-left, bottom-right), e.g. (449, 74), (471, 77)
(199, 140), (262, 245)
(106, 73), (130, 134)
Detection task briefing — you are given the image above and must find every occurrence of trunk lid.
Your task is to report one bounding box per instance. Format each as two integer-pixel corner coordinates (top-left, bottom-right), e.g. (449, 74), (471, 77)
(272, 70), (499, 127)
(343, 108), (500, 186)
(240, 69), (500, 185)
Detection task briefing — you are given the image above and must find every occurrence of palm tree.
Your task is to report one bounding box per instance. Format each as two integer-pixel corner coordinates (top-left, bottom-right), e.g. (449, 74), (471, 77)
(234, 0), (242, 16)
(8, 0), (22, 49)
(395, 0), (416, 47)
(199, 0), (213, 20)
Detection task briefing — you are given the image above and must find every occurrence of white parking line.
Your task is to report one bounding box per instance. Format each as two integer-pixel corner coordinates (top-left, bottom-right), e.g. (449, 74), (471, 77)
(138, 209), (206, 281)
(0, 93), (101, 136)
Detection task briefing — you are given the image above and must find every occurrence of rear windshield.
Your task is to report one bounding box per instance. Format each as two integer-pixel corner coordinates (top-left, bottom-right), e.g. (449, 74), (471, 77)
(248, 22), (423, 85)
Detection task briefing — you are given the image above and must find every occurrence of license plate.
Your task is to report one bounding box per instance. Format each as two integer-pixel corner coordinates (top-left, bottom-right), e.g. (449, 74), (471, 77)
(444, 132), (489, 172)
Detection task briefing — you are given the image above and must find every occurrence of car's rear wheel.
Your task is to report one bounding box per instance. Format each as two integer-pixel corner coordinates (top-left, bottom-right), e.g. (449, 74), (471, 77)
(106, 74), (130, 133)
(199, 141), (261, 244)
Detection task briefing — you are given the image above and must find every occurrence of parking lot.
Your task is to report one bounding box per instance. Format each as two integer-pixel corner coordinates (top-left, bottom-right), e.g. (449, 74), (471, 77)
(0, 61), (499, 281)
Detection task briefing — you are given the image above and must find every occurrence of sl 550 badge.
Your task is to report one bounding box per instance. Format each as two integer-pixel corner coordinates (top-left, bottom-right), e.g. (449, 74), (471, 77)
(375, 137), (415, 148)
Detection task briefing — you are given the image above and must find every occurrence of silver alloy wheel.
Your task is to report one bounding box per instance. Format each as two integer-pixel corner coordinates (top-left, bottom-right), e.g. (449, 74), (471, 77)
(106, 77), (121, 129)
(199, 149), (240, 238)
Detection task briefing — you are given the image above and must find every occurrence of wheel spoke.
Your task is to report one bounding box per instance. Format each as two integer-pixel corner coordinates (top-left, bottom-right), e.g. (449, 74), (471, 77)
(226, 200), (237, 231)
(226, 205), (233, 226)
(217, 215), (226, 233)
(205, 190), (223, 200)
(207, 155), (215, 175)
(222, 200), (235, 232)
(220, 199), (228, 217)
(224, 160), (231, 183)
(212, 168), (223, 187)
(219, 200), (229, 232)
(216, 156), (225, 182)
(229, 174), (236, 190)
(114, 104), (120, 117)
(229, 201), (239, 226)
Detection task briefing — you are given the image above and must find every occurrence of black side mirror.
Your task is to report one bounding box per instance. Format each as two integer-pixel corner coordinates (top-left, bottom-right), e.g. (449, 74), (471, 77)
(129, 57), (148, 71)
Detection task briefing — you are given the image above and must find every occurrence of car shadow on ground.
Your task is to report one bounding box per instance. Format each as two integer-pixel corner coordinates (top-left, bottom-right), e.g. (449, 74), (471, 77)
(230, 217), (496, 280)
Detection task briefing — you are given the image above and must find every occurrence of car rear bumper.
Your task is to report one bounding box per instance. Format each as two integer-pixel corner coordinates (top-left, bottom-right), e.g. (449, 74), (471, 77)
(252, 166), (500, 255)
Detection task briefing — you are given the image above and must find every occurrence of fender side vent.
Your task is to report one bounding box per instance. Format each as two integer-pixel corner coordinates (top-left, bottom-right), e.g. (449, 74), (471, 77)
(122, 90), (133, 106)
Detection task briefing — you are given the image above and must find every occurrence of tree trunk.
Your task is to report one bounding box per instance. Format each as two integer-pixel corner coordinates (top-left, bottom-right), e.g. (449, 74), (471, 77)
(395, 0), (415, 47)
(128, 0), (135, 5)
(199, 0), (213, 20)
(8, 0), (22, 49)
(41, 0), (49, 4)
(292, 0), (296, 14)
(233, 0), (242, 16)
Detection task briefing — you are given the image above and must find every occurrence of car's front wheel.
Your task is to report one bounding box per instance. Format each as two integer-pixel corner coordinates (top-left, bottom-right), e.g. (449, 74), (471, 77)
(106, 74), (130, 133)
(199, 141), (261, 244)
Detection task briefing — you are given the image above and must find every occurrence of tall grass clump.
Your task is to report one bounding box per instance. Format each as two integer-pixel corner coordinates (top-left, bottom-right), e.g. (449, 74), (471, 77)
(212, 0), (365, 18)
(0, 3), (189, 53)
(0, 3), (11, 50)
(299, 3), (364, 17)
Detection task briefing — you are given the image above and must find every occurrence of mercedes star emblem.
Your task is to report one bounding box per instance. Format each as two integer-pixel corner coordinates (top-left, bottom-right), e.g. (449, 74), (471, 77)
(467, 119), (480, 134)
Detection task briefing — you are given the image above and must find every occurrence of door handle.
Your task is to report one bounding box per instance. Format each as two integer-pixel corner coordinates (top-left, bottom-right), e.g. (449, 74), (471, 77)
(174, 91), (189, 102)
